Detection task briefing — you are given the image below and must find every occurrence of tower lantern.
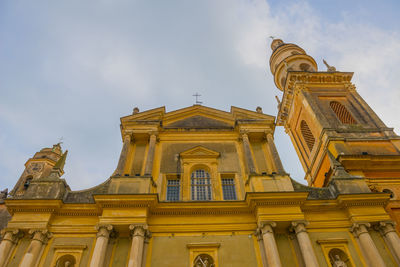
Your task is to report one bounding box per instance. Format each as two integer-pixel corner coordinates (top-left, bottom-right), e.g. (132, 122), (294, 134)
(269, 39), (318, 91)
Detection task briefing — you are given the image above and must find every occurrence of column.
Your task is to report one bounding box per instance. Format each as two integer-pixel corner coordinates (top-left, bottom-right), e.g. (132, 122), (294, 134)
(351, 223), (385, 267)
(378, 221), (400, 262)
(89, 224), (113, 267)
(240, 131), (257, 174)
(128, 224), (147, 267)
(20, 229), (51, 267)
(142, 230), (152, 267)
(255, 229), (268, 267)
(266, 133), (285, 174)
(291, 221), (319, 267)
(0, 229), (22, 267)
(114, 133), (132, 176)
(258, 222), (281, 267)
(144, 132), (157, 176)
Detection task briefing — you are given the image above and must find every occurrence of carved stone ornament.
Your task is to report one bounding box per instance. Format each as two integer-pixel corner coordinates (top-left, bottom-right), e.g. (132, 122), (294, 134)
(26, 162), (44, 175)
(28, 229), (52, 244)
(193, 254), (215, 267)
(332, 254), (347, 267)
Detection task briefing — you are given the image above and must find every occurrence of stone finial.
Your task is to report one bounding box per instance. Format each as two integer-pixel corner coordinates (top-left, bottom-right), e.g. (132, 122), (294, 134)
(256, 106), (263, 113)
(133, 107), (140, 114)
(271, 38), (284, 51)
(49, 150), (68, 178)
(323, 59), (336, 72)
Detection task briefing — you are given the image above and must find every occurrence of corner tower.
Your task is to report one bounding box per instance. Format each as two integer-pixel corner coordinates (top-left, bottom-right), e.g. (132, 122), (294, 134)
(9, 143), (65, 197)
(269, 39), (400, 199)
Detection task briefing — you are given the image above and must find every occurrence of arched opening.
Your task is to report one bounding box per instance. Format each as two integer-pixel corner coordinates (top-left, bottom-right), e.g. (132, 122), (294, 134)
(300, 63), (311, 71)
(382, 188), (395, 199)
(194, 254), (214, 267)
(300, 120), (315, 152)
(329, 101), (356, 125)
(328, 248), (352, 267)
(55, 254), (76, 267)
(191, 169), (212, 201)
(24, 176), (33, 189)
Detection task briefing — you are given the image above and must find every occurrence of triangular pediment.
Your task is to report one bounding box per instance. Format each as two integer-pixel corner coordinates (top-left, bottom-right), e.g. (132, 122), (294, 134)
(163, 105), (235, 128)
(165, 115), (233, 129)
(180, 146), (220, 159)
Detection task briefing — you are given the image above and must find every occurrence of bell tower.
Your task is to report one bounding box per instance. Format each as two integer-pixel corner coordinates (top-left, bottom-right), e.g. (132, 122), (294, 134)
(10, 143), (65, 197)
(269, 39), (400, 200)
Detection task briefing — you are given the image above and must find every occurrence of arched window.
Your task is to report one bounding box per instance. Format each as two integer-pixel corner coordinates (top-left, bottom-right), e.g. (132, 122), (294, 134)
(300, 120), (315, 152)
(191, 169), (212, 201)
(24, 176), (33, 189)
(330, 101), (356, 124)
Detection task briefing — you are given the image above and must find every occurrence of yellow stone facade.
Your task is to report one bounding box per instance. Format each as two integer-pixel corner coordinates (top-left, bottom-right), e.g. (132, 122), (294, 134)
(0, 39), (400, 267)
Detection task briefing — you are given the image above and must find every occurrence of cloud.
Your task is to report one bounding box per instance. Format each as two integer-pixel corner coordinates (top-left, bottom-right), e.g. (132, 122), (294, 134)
(0, 0), (399, 191)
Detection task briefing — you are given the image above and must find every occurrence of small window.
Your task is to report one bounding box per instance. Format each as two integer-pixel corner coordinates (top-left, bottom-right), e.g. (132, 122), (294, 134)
(330, 101), (356, 124)
(191, 169), (212, 201)
(221, 178), (237, 200)
(300, 120), (315, 152)
(166, 179), (180, 201)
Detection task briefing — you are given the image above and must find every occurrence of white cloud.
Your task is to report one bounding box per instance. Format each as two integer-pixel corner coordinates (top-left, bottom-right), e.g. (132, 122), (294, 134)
(0, 0), (399, 191)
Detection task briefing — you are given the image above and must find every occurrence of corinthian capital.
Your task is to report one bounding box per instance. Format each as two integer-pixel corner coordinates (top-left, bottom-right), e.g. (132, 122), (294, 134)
(258, 221), (277, 234)
(95, 224), (113, 238)
(291, 221), (309, 234)
(0, 228), (23, 243)
(377, 221), (397, 236)
(129, 224), (148, 237)
(350, 222), (370, 237)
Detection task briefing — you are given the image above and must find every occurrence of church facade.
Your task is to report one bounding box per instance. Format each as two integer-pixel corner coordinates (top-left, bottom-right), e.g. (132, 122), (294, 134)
(0, 40), (400, 267)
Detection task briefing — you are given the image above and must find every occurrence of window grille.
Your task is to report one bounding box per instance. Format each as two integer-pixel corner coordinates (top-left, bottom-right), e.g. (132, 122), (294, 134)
(330, 101), (356, 124)
(191, 169), (212, 201)
(166, 179), (180, 201)
(221, 178), (237, 200)
(300, 120), (315, 152)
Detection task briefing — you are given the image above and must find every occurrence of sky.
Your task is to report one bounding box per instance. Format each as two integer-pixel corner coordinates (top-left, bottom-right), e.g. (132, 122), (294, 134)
(1, 0), (400, 191)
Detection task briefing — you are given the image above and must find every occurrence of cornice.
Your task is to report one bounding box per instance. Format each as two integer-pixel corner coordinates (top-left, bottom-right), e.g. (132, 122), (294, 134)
(93, 194), (158, 209)
(337, 193), (390, 208)
(246, 192), (308, 211)
(5, 199), (62, 215)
